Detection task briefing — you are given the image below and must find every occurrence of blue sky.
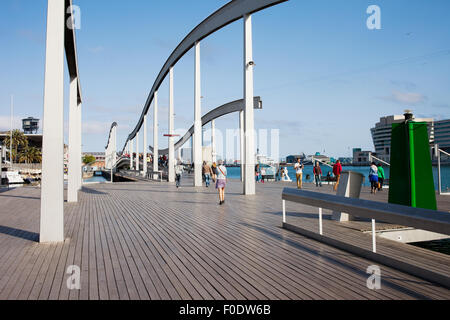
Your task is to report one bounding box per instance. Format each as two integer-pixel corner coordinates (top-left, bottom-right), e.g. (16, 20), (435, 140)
(1, 0), (449, 160)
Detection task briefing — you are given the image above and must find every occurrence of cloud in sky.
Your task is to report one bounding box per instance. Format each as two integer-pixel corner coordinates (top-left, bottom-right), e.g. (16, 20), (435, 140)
(380, 91), (427, 105)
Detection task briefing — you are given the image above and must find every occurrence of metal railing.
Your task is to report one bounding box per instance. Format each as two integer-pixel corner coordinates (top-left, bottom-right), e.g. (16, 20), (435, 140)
(434, 145), (450, 195)
(281, 188), (450, 254)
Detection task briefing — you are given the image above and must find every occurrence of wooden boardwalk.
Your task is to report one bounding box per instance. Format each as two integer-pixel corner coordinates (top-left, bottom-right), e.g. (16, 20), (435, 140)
(0, 178), (449, 300)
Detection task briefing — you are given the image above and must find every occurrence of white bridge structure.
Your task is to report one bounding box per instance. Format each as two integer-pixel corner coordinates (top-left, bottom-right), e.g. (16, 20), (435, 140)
(38, 0), (288, 242)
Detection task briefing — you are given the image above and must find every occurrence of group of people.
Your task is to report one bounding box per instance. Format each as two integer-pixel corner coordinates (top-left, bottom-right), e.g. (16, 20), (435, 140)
(369, 162), (386, 194)
(255, 164), (267, 183)
(175, 160), (228, 205)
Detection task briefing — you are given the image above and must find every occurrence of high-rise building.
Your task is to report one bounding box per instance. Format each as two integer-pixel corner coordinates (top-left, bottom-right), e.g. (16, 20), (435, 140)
(371, 115), (435, 162)
(434, 119), (450, 155)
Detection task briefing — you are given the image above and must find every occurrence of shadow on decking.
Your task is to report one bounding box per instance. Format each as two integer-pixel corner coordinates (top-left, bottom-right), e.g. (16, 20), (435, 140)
(81, 187), (108, 195)
(0, 225), (39, 242)
(239, 221), (435, 300)
(0, 193), (40, 200)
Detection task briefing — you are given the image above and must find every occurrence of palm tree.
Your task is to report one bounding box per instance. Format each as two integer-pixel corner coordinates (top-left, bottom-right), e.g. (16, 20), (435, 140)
(3, 130), (29, 163)
(19, 146), (42, 164)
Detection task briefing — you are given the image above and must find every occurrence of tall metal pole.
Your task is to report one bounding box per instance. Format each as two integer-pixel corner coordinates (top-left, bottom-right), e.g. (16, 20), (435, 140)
(40, 0), (65, 243)
(135, 131), (139, 172)
(211, 120), (216, 163)
(239, 111), (244, 182)
(194, 41), (202, 187)
(130, 138), (134, 170)
(153, 91), (159, 179)
(243, 14), (255, 195)
(143, 115), (147, 177)
(168, 67), (175, 182)
(68, 77), (79, 202)
(10, 95), (13, 165)
(77, 98), (82, 191)
(437, 147), (442, 195)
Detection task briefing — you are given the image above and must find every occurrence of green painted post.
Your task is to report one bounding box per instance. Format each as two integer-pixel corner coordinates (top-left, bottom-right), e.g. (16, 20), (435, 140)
(408, 122), (416, 207)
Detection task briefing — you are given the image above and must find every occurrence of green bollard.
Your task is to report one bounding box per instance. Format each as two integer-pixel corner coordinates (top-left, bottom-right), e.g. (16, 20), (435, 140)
(388, 113), (437, 210)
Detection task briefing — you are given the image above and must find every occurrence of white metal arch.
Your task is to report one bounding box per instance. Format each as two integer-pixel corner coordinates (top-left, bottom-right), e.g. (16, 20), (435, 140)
(123, 0), (287, 146)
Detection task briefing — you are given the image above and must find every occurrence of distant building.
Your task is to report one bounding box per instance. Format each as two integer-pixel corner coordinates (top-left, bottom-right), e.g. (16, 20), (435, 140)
(435, 119), (450, 155)
(338, 157), (353, 165)
(371, 114), (434, 163)
(82, 152), (105, 168)
(22, 117), (40, 134)
(180, 148), (192, 164)
(286, 154), (305, 163)
(353, 148), (373, 166)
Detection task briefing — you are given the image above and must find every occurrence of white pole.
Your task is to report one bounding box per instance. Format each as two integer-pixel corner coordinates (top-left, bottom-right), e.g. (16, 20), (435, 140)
(153, 91), (159, 179)
(130, 138), (134, 170)
(135, 131), (139, 172)
(372, 219), (377, 253)
(282, 200), (286, 224)
(113, 125), (116, 171)
(68, 77), (78, 202)
(143, 115), (147, 177)
(77, 98), (82, 190)
(194, 41), (202, 187)
(438, 149), (442, 195)
(319, 207), (323, 235)
(40, 0), (65, 243)
(211, 120), (216, 163)
(10, 95), (13, 165)
(239, 110), (244, 182)
(243, 14), (255, 195)
(168, 67), (175, 182)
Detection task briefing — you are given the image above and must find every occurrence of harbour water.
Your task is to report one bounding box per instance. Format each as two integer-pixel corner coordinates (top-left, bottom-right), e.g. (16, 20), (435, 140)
(83, 175), (107, 183)
(226, 165), (450, 191)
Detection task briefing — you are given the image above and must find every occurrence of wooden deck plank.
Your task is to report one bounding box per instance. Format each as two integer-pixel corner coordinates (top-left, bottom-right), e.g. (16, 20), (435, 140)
(0, 180), (449, 301)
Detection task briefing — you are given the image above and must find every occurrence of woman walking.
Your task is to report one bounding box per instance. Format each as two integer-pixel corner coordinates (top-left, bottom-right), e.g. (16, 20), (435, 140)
(369, 162), (379, 194)
(216, 160), (227, 205)
(175, 159), (184, 189)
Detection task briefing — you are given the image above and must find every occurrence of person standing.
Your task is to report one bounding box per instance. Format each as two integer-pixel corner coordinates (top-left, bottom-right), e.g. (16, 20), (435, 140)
(211, 162), (217, 182)
(216, 160), (227, 205)
(175, 159), (184, 189)
(202, 161), (213, 188)
(255, 164), (261, 183)
(261, 167), (266, 184)
(369, 162), (379, 194)
(294, 158), (304, 189)
(332, 160), (343, 191)
(377, 163), (385, 191)
(313, 162), (322, 187)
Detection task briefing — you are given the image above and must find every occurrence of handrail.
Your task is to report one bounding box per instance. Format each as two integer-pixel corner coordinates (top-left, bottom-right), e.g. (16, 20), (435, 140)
(105, 122), (118, 150)
(121, 0), (288, 152)
(369, 154), (390, 166)
(281, 188), (450, 288)
(282, 188), (450, 236)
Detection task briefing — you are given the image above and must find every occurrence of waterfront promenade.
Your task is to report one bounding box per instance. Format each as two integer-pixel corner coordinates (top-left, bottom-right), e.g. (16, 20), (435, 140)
(0, 179), (449, 300)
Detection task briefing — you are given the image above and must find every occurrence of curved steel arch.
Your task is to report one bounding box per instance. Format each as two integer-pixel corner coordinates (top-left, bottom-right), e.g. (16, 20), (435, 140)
(105, 122), (118, 150)
(123, 0), (288, 151)
(149, 97), (261, 156)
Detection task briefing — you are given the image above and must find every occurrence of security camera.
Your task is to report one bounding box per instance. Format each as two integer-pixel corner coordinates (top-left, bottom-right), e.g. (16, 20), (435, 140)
(248, 61), (255, 66)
